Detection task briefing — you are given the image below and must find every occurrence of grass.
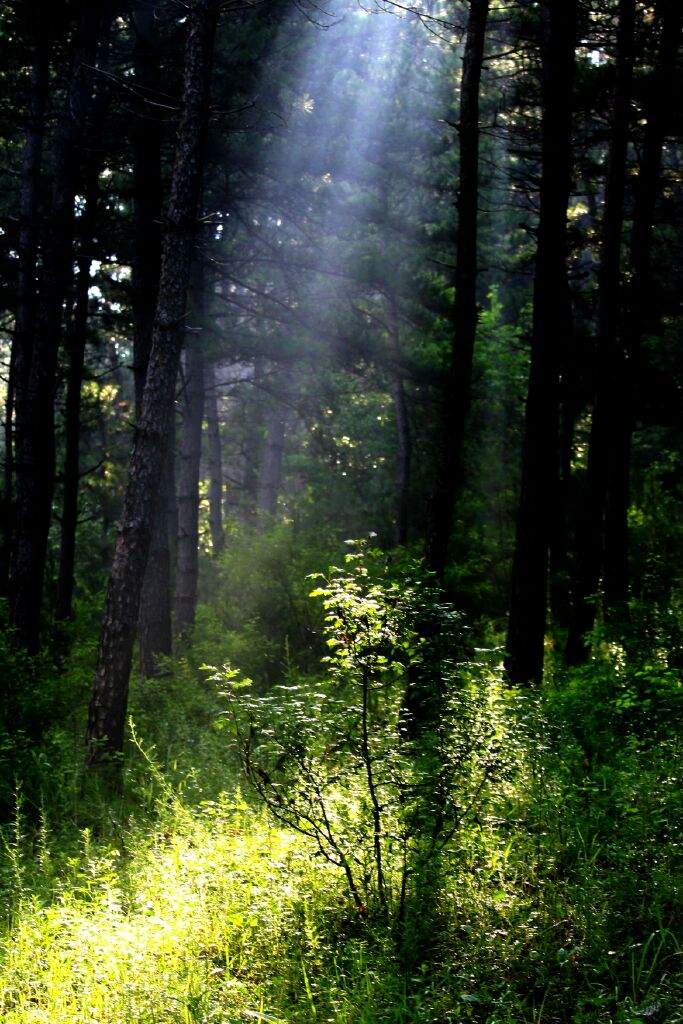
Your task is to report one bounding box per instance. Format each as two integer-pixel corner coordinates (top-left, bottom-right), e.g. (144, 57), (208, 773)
(0, 568), (681, 1023)
(1, 691), (680, 1023)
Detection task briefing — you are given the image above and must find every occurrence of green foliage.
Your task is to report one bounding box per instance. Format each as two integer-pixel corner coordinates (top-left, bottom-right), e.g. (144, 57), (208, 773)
(216, 545), (529, 931)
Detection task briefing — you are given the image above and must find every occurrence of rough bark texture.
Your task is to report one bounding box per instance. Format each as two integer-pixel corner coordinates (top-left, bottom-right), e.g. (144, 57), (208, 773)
(139, 426), (176, 676)
(175, 343), (205, 635)
(10, 7), (103, 651)
(129, 0), (176, 676)
(86, 1), (219, 762)
(566, 0), (635, 663)
(55, 252), (93, 622)
(505, 0), (576, 685)
(131, 0), (164, 415)
(603, 0), (681, 612)
(205, 363), (225, 554)
(425, 0), (489, 578)
(2, 30), (50, 597)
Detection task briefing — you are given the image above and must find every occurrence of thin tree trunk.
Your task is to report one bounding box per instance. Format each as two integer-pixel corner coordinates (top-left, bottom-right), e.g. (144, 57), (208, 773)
(55, 49), (115, 624)
(506, 0), (576, 685)
(2, 30), (50, 598)
(603, 0), (681, 612)
(241, 357), (264, 521)
(425, 0), (489, 578)
(205, 362), (225, 554)
(175, 342), (205, 635)
(55, 256), (91, 622)
(256, 368), (290, 518)
(10, 7), (104, 651)
(86, 1), (219, 763)
(566, 0), (635, 663)
(388, 294), (411, 546)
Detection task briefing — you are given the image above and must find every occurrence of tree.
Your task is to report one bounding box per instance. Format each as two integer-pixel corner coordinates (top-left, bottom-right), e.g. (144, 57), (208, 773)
(425, 0), (490, 579)
(1, 17), (50, 597)
(129, 0), (176, 677)
(566, 0), (636, 663)
(86, 0), (220, 763)
(10, 5), (106, 651)
(604, 0), (682, 612)
(175, 340), (205, 635)
(505, 0), (576, 686)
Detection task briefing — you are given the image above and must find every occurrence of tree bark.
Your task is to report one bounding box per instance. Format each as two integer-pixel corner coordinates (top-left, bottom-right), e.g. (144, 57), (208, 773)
(256, 367), (290, 518)
(86, 0), (219, 763)
(205, 362), (225, 554)
(603, 0), (681, 612)
(10, 7), (104, 651)
(425, 0), (489, 578)
(505, 0), (576, 685)
(139, 424), (176, 676)
(129, 0), (176, 676)
(175, 342), (205, 635)
(2, 29), (50, 598)
(566, 0), (635, 663)
(388, 294), (411, 546)
(55, 253), (92, 622)
(131, 0), (164, 415)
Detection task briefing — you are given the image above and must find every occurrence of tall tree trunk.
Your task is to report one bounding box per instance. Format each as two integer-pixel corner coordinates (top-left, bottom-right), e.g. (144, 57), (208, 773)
(565, 0), (636, 663)
(55, 255), (92, 622)
(505, 0), (576, 685)
(10, 7), (104, 651)
(86, 0), (219, 764)
(175, 342), (205, 635)
(425, 0), (489, 578)
(388, 294), (411, 546)
(131, 0), (163, 414)
(129, 0), (176, 676)
(139, 425), (176, 676)
(205, 362), (225, 554)
(256, 367), (290, 518)
(603, 0), (681, 612)
(55, 47), (114, 624)
(2, 29), (50, 597)
(241, 357), (264, 521)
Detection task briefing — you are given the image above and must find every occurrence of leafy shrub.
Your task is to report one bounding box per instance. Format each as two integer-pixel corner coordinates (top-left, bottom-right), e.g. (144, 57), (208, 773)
(215, 543), (525, 931)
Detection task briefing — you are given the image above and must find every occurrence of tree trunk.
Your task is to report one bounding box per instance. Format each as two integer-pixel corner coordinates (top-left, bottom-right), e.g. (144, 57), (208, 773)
(129, 0), (176, 676)
(388, 295), (411, 546)
(566, 0), (635, 663)
(205, 362), (225, 554)
(505, 0), (576, 685)
(256, 368), (290, 518)
(10, 7), (104, 651)
(425, 0), (489, 578)
(241, 357), (264, 521)
(131, 0), (163, 415)
(2, 30), (50, 598)
(603, 0), (681, 612)
(139, 425), (176, 676)
(175, 342), (205, 635)
(86, 0), (219, 763)
(55, 256), (92, 622)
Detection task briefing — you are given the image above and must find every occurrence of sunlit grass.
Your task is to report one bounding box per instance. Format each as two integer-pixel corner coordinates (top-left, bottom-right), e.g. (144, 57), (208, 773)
(0, 795), (333, 1023)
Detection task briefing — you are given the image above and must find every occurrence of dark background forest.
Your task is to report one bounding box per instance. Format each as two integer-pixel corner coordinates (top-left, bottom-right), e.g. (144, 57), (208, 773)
(0, 0), (681, 1021)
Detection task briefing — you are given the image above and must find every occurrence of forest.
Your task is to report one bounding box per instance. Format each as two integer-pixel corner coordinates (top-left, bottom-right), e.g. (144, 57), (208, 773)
(0, 0), (681, 1020)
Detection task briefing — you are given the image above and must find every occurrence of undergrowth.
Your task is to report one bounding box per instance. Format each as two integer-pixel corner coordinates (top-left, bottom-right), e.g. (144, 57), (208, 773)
(0, 535), (680, 1023)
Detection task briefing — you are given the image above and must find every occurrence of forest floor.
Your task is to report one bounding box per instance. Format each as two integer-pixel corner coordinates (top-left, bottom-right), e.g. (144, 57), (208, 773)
(1, 660), (681, 1024)
(0, 538), (681, 1024)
